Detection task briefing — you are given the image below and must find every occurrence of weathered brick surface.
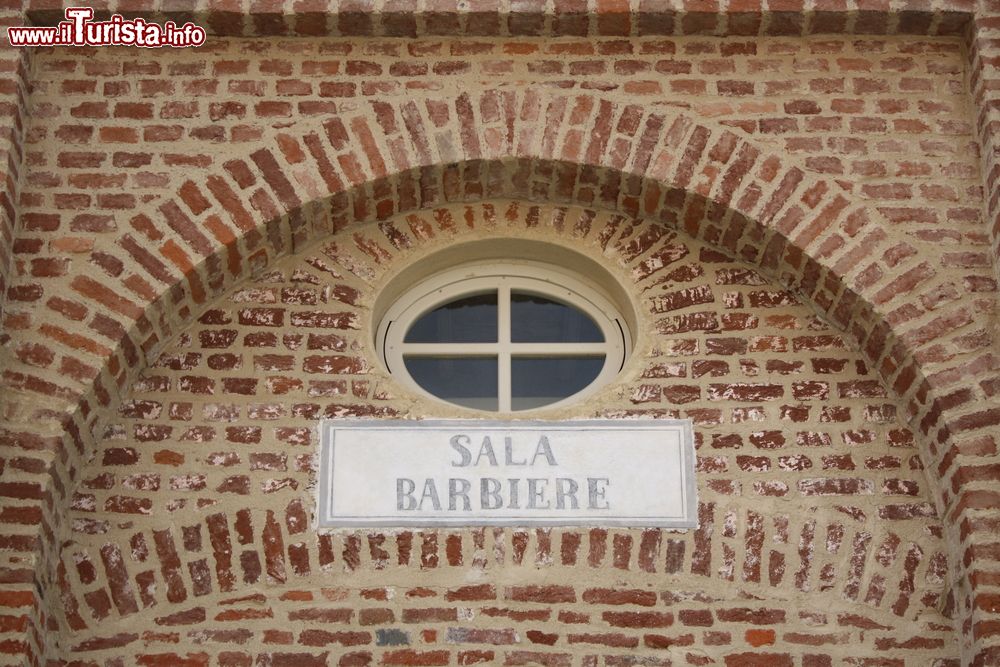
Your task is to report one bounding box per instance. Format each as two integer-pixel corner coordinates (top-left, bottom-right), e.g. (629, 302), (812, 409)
(967, 8), (1000, 661)
(0, 23), (31, 342)
(41, 200), (954, 664)
(0, 13), (38, 666)
(0, 11), (996, 667)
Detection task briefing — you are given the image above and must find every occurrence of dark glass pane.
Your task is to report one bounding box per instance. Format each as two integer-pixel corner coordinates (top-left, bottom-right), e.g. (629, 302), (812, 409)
(510, 292), (604, 343)
(405, 356), (498, 411)
(511, 356), (605, 410)
(405, 293), (497, 343)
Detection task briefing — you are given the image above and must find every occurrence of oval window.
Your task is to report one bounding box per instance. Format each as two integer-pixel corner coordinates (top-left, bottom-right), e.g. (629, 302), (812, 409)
(376, 262), (631, 413)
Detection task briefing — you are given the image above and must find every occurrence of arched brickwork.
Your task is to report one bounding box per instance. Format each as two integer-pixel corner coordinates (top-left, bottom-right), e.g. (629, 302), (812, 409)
(0, 0), (983, 357)
(8, 88), (991, 429)
(0, 0), (981, 343)
(53, 200), (958, 664)
(0, 86), (996, 664)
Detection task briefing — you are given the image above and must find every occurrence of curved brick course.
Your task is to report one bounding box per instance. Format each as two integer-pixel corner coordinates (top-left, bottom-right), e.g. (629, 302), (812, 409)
(57, 200), (956, 664)
(0, 13), (996, 667)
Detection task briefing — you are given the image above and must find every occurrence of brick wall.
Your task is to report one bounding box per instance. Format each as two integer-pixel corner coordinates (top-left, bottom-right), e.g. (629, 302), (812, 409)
(57, 200), (957, 665)
(0, 10), (998, 667)
(0, 13), (31, 339)
(0, 10), (37, 662)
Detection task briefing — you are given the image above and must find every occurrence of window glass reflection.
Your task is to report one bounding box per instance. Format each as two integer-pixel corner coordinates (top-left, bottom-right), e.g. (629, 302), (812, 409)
(404, 356), (498, 411)
(511, 356), (605, 410)
(405, 292), (497, 343)
(510, 292), (604, 343)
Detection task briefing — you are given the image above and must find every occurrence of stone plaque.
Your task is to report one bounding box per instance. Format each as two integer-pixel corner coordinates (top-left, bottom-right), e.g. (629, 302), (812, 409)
(317, 420), (697, 528)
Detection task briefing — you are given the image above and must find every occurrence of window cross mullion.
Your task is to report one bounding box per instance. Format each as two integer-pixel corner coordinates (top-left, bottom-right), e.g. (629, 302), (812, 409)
(398, 343), (500, 355)
(397, 345), (609, 358)
(378, 263), (631, 413)
(498, 282), (512, 412)
(508, 343), (608, 356)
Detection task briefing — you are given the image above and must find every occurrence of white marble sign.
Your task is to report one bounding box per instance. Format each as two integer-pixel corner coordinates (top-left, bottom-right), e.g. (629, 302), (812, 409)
(317, 420), (697, 528)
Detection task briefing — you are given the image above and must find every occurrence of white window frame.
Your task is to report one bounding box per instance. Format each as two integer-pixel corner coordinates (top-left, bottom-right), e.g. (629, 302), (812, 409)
(375, 261), (631, 413)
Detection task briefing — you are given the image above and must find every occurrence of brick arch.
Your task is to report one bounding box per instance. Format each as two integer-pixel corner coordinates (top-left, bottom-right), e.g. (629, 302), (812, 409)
(24, 89), (983, 500)
(1, 89), (996, 664)
(52, 200), (956, 664)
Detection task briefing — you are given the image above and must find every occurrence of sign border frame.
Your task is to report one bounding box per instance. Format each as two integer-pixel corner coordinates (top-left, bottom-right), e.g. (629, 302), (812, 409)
(316, 419), (698, 530)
